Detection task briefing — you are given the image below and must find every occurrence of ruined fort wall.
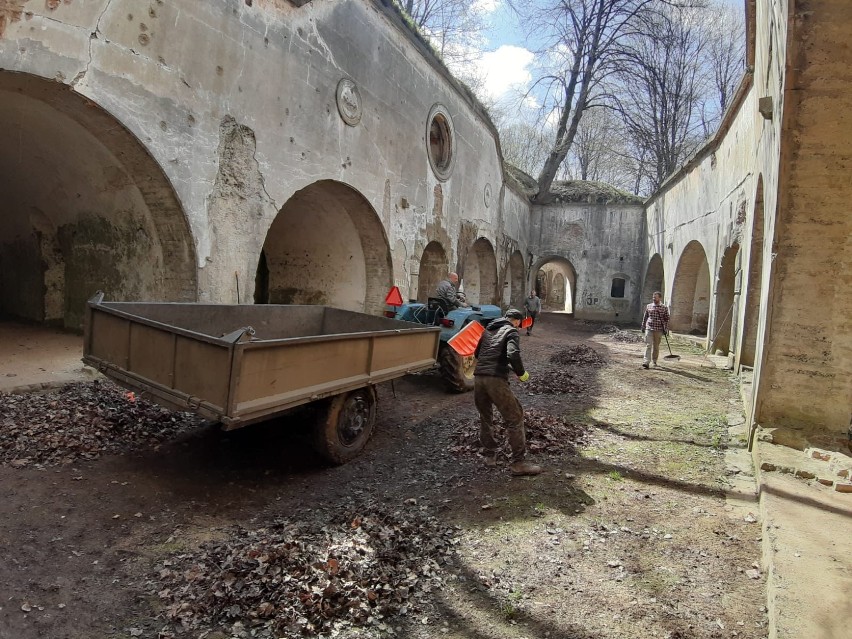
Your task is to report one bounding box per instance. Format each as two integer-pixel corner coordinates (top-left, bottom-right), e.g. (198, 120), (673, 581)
(0, 0), (521, 309)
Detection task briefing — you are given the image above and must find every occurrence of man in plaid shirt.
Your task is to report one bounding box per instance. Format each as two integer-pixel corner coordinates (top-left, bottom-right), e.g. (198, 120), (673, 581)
(640, 291), (670, 368)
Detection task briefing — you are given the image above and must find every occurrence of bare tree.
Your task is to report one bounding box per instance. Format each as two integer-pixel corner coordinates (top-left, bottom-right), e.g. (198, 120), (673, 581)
(610, 4), (709, 191)
(700, 0), (746, 132)
(508, 0), (665, 203)
(498, 120), (555, 179)
(401, 0), (490, 66)
(398, 1), (497, 98)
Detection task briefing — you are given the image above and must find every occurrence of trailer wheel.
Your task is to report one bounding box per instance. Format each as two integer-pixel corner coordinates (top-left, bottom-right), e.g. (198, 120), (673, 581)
(439, 344), (475, 393)
(313, 387), (377, 464)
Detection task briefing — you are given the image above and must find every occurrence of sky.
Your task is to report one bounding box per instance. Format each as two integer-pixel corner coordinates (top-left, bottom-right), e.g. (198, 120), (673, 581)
(470, 0), (744, 111)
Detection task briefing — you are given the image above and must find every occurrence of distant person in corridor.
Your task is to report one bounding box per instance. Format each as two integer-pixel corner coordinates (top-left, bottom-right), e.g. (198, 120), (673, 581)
(523, 290), (541, 336)
(641, 291), (670, 368)
(473, 308), (541, 476)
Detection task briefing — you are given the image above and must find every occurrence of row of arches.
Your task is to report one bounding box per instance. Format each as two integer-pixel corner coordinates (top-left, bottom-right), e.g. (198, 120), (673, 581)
(642, 176), (766, 371)
(1, 73), (541, 329)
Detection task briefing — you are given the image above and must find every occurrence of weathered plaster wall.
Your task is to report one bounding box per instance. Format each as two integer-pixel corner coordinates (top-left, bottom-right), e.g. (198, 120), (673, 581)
(530, 203), (646, 321)
(0, 0), (526, 317)
(642, 0), (851, 441)
(757, 0), (852, 442)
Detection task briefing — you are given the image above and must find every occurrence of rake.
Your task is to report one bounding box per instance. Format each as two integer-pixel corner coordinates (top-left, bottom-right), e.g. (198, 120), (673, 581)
(663, 332), (681, 360)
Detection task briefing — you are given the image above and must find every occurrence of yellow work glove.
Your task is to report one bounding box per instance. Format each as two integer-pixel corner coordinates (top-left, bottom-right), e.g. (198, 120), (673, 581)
(518, 371), (530, 382)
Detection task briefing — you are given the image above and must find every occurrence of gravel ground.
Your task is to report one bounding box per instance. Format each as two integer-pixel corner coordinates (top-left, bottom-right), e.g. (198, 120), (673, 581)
(0, 314), (767, 639)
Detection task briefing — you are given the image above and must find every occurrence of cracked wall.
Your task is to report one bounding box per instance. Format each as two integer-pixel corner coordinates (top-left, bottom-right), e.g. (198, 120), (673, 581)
(530, 202), (646, 322)
(0, 0), (526, 307)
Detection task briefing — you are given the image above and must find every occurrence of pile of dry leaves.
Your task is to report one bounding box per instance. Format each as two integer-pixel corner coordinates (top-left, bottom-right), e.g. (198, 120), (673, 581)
(610, 330), (644, 344)
(0, 380), (203, 467)
(523, 369), (589, 395)
(449, 408), (589, 459)
(153, 504), (458, 638)
(548, 344), (605, 367)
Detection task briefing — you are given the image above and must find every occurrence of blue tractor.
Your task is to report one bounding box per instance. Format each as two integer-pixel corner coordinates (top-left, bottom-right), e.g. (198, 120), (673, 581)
(385, 297), (503, 392)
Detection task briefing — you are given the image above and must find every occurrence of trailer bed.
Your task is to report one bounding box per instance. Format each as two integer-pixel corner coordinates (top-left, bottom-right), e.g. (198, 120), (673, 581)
(83, 295), (440, 428)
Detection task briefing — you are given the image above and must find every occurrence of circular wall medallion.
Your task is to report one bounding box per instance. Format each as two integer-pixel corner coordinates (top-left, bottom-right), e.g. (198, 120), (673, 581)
(426, 103), (455, 181)
(336, 78), (362, 126)
(484, 183), (493, 208)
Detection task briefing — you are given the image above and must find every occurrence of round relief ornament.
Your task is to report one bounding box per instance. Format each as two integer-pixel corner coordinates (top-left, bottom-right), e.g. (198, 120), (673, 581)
(336, 78), (362, 126)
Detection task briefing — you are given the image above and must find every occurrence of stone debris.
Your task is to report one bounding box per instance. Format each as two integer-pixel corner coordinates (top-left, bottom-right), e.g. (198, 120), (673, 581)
(151, 502), (457, 638)
(0, 380), (204, 467)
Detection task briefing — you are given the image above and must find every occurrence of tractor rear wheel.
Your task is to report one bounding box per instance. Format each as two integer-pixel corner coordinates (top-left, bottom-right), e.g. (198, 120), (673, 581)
(313, 387), (377, 464)
(439, 344), (475, 393)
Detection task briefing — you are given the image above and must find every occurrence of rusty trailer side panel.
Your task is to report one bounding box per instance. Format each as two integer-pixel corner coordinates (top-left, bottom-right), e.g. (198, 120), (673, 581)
(82, 295), (440, 427)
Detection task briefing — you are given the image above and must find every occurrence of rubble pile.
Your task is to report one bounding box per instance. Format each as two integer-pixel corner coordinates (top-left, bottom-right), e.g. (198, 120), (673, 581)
(0, 380), (203, 467)
(450, 408), (589, 458)
(153, 505), (458, 638)
(549, 344), (605, 367)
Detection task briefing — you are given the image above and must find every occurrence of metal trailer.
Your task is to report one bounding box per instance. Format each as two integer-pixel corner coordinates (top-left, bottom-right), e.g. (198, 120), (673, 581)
(82, 293), (440, 463)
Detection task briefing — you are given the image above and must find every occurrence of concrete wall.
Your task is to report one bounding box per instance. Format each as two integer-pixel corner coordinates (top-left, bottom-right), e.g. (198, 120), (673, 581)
(0, 0), (527, 319)
(643, 0), (850, 442)
(530, 202), (646, 322)
(757, 0), (852, 443)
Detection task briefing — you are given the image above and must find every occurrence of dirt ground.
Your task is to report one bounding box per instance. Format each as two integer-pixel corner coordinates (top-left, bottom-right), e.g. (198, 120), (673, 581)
(0, 314), (768, 639)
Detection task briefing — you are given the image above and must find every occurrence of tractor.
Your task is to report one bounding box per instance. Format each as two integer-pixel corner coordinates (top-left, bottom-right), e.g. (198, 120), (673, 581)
(385, 297), (503, 392)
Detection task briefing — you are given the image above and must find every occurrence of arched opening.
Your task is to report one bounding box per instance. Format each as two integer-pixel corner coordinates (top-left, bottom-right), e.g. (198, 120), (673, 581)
(258, 180), (392, 314)
(671, 241), (711, 335)
(417, 241), (448, 303)
(533, 257), (576, 313)
(461, 238), (497, 305)
(0, 73), (196, 330)
(711, 243), (740, 354)
(503, 251), (526, 308)
(739, 178), (764, 368)
(641, 254), (665, 306)
(552, 273), (567, 306)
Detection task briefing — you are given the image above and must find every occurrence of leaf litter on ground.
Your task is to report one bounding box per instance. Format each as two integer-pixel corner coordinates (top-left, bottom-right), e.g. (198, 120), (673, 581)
(152, 501), (459, 638)
(449, 408), (589, 459)
(0, 380), (204, 467)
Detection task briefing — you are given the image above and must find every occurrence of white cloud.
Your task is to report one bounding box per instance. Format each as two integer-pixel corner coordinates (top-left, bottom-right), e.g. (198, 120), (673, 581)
(473, 0), (501, 13)
(475, 45), (534, 102)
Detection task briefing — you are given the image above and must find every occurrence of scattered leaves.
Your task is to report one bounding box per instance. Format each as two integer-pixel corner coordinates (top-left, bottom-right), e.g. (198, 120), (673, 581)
(0, 380), (204, 468)
(152, 503), (458, 638)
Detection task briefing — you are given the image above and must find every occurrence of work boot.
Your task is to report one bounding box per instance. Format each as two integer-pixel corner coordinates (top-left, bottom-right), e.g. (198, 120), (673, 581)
(642, 362), (649, 369)
(510, 461), (542, 476)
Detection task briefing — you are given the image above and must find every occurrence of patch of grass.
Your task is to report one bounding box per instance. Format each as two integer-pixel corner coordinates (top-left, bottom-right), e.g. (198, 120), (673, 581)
(607, 470), (623, 481)
(500, 588), (524, 620)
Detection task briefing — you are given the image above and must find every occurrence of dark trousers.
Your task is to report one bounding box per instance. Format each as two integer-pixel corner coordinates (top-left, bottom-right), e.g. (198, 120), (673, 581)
(474, 376), (526, 462)
(527, 311), (538, 333)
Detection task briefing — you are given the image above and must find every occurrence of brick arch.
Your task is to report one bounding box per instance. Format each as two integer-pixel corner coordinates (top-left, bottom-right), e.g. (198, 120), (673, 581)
(0, 72), (197, 330)
(671, 240), (711, 334)
(712, 243), (740, 354)
(260, 180), (393, 314)
(416, 241), (449, 303)
(531, 256), (576, 313)
(641, 254), (665, 306)
(739, 176), (764, 368)
(462, 238), (498, 305)
(504, 250), (526, 308)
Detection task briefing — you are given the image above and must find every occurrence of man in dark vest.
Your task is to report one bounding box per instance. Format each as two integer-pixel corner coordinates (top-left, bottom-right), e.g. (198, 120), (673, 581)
(473, 308), (541, 476)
